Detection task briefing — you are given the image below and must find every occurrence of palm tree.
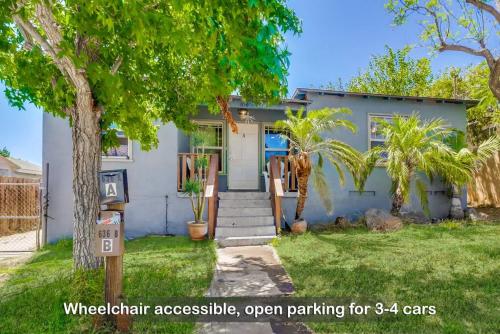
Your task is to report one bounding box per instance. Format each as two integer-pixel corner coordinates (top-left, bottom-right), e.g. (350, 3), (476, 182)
(443, 129), (500, 218)
(360, 113), (470, 216)
(274, 108), (363, 220)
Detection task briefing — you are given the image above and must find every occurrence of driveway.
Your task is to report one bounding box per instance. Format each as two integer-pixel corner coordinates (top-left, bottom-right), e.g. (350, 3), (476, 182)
(0, 230), (37, 253)
(0, 230), (37, 286)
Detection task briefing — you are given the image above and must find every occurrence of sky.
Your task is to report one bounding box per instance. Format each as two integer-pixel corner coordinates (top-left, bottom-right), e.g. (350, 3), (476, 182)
(0, 0), (482, 165)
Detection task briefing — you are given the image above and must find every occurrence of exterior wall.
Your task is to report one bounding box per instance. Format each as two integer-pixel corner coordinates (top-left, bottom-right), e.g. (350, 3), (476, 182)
(43, 114), (74, 242)
(43, 94), (468, 242)
(294, 93), (468, 223)
(43, 114), (194, 242)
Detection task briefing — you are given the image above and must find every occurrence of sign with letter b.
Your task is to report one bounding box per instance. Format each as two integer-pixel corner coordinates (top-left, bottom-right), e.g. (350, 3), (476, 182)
(95, 211), (123, 257)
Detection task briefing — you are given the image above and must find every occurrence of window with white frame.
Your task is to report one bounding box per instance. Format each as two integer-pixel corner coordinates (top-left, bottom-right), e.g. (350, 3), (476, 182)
(263, 125), (290, 171)
(191, 122), (225, 173)
(369, 114), (396, 149)
(103, 129), (132, 160)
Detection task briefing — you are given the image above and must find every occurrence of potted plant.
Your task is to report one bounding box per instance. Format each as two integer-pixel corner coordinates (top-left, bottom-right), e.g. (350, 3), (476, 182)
(274, 108), (363, 234)
(185, 130), (211, 240)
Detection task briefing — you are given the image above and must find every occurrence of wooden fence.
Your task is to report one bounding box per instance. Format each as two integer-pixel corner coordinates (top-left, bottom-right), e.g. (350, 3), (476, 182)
(467, 152), (500, 208)
(0, 176), (41, 237)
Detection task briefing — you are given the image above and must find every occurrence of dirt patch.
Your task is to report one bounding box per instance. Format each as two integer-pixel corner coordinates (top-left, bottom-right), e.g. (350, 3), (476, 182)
(474, 207), (500, 221)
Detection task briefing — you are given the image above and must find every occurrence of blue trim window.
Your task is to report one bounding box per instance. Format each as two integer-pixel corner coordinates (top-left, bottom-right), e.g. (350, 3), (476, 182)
(264, 125), (290, 166)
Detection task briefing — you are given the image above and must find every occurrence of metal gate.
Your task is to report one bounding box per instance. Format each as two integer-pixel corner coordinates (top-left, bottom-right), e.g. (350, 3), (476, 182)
(0, 176), (42, 252)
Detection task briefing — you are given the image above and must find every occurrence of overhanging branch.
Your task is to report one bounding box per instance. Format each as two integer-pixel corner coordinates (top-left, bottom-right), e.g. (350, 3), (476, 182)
(465, 0), (500, 23)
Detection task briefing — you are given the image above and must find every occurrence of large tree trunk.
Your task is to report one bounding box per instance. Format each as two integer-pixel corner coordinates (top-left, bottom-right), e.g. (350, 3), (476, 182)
(391, 187), (404, 216)
(71, 91), (102, 269)
(294, 153), (312, 220)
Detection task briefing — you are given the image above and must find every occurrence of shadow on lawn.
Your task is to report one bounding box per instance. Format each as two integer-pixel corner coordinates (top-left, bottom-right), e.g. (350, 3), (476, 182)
(0, 236), (216, 334)
(281, 253), (499, 332)
(277, 226), (500, 333)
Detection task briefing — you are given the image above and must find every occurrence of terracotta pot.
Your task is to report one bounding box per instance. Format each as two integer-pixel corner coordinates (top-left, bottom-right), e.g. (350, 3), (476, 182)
(291, 219), (307, 234)
(187, 221), (207, 240)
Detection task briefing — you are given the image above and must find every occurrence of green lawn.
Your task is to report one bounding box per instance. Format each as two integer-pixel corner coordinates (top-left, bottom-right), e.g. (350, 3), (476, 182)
(275, 221), (500, 334)
(0, 236), (216, 334)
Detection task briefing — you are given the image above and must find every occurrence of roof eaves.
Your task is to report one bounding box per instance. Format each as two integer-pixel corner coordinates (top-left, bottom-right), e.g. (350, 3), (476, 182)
(293, 88), (479, 108)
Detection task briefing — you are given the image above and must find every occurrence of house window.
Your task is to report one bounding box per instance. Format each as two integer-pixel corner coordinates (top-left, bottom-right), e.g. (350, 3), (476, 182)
(103, 130), (132, 160)
(191, 122), (225, 173)
(369, 115), (394, 148)
(263, 125), (290, 169)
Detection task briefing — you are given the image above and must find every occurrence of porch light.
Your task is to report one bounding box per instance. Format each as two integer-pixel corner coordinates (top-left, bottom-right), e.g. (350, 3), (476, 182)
(239, 109), (249, 119)
(238, 109), (255, 123)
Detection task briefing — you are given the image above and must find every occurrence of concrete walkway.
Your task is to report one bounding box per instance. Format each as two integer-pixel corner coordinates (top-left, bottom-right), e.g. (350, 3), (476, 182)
(198, 245), (312, 334)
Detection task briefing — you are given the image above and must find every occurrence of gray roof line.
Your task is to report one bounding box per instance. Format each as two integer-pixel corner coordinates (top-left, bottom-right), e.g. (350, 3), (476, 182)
(292, 88), (479, 108)
(229, 95), (310, 105)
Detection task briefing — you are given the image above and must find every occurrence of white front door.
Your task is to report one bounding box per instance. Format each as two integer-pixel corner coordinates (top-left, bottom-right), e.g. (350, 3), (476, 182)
(228, 123), (259, 189)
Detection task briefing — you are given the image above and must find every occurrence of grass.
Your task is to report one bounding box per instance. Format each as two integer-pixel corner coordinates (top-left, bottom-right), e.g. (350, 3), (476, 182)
(274, 221), (500, 334)
(0, 236), (216, 334)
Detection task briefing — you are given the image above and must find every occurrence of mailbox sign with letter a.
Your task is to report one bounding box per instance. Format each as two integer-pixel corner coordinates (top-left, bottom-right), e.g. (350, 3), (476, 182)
(99, 169), (129, 204)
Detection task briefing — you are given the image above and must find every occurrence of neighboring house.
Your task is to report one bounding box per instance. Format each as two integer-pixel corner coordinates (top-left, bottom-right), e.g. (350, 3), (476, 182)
(43, 89), (476, 244)
(0, 156), (42, 179)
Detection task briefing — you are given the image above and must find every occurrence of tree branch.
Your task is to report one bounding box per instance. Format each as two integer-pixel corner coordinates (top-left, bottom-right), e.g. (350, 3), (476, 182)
(465, 0), (500, 23)
(111, 57), (123, 75)
(33, 3), (91, 93)
(12, 15), (58, 60)
(439, 43), (496, 69)
(423, 4), (497, 70)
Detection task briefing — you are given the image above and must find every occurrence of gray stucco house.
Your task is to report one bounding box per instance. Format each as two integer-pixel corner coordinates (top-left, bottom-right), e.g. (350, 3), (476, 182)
(43, 88), (475, 245)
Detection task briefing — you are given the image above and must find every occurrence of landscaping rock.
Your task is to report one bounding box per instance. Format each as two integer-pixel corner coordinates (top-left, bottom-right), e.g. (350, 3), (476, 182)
(291, 219), (307, 234)
(449, 197), (465, 219)
(334, 216), (349, 227)
(465, 207), (489, 221)
(364, 208), (403, 232)
(400, 211), (430, 224)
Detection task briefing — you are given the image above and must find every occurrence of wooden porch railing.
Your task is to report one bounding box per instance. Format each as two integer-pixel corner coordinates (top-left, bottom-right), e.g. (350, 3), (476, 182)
(177, 153), (219, 239)
(206, 155), (219, 239)
(177, 153), (214, 192)
(269, 156), (284, 234)
(271, 155), (297, 192)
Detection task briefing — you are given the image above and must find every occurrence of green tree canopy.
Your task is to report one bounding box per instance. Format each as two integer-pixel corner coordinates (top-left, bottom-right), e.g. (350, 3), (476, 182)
(0, 0), (301, 269)
(429, 62), (499, 144)
(1, 0), (301, 148)
(342, 46), (433, 96)
(0, 146), (10, 157)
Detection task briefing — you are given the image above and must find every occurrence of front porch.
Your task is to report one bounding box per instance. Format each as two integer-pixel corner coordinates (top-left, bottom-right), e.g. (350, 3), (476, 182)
(176, 152), (296, 244)
(175, 100), (306, 243)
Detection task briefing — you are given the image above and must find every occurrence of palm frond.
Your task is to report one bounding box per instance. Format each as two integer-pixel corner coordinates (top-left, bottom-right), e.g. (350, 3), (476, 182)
(274, 107), (361, 216)
(415, 177), (430, 216)
(311, 162), (333, 215)
(474, 135), (500, 169)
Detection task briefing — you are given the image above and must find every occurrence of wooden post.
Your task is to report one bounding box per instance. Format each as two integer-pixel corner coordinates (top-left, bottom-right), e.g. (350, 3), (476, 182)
(275, 195), (281, 234)
(206, 155), (219, 239)
(97, 202), (130, 332)
(104, 203), (124, 308)
(36, 184), (41, 250)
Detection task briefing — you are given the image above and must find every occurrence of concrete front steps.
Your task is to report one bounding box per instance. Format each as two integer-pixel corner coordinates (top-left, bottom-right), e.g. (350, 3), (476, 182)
(215, 192), (276, 247)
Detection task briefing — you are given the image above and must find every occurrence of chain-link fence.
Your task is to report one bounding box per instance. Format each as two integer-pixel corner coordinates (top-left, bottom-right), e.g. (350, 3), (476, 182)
(0, 176), (42, 252)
